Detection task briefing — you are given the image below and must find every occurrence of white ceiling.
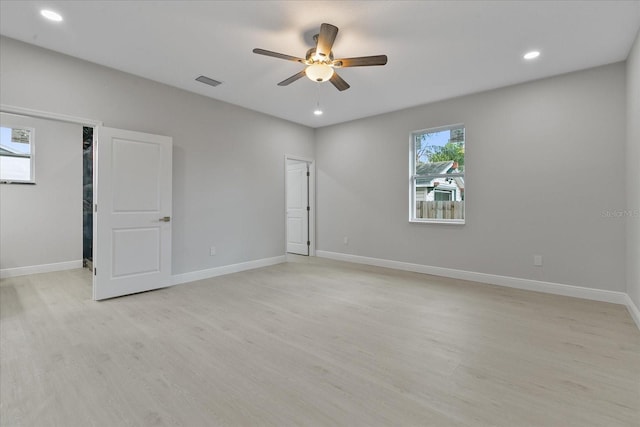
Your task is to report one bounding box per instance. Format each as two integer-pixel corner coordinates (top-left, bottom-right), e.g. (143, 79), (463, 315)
(1, 1), (639, 128)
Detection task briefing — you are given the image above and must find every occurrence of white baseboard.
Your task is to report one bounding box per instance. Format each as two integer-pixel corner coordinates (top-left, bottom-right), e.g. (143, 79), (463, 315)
(316, 251), (629, 306)
(172, 255), (286, 286)
(624, 294), (640, 330)
(0, 260), (84, 279)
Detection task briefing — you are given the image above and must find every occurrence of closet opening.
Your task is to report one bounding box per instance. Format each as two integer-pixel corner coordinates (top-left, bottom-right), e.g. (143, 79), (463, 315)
(83, 126), (93, 270)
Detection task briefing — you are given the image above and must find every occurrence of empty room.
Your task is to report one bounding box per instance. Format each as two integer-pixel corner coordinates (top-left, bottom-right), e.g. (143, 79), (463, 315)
(1, 1), (639, 426)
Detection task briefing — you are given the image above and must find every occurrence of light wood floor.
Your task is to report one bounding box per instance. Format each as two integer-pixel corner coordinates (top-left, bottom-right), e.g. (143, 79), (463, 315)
(1, 257), (639, 426)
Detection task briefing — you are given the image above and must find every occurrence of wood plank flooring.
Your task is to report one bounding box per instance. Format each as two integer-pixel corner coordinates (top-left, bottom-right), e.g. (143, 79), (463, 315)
(1, 257), (639, 426)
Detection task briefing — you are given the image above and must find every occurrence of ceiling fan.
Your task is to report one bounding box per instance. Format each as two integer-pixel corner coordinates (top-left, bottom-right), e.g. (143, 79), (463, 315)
(253, 23), (387, 91)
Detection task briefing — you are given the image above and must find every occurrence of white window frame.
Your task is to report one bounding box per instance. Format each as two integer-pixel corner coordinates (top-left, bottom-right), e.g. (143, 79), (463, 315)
(409, 124), (465, 224)
(0, 124), (36, 184)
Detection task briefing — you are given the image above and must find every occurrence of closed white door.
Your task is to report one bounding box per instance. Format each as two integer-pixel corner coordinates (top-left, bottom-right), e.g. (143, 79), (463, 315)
(286, 160), (309, 255)
(93, 127), (172, 300)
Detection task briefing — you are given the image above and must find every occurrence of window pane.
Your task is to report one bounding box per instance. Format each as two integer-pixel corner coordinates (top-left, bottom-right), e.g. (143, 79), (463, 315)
(0, 126), (32, 182)
(414, 127), (464, 175)
(0, 156), (31, 181)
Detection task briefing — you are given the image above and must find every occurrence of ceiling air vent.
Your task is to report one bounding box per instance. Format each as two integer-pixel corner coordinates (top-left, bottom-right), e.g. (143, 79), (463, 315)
(195, 75), (222, 87)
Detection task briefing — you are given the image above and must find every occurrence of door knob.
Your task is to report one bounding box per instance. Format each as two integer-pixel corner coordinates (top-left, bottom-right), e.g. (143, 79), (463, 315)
(159, 216), (171, 222)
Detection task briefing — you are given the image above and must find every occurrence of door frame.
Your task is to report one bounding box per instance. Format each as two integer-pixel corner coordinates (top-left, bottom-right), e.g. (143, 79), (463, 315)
(284, 155), (315, 256)
(0, 104), (103, 129)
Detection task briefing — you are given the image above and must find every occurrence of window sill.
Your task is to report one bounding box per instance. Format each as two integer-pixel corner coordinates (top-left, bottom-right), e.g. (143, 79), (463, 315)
(0, 180), (36, 185)
(409, 219), (465, 225)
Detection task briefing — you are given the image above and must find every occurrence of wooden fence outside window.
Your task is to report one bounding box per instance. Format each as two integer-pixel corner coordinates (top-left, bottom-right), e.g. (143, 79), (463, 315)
(416, 201), (464, 220)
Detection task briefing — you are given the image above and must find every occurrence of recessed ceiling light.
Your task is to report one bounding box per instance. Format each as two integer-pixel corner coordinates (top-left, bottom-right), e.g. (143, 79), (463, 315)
(523, 51), (540, 60)
(41, 9), (63, 22)
(313, 109), (323, 116)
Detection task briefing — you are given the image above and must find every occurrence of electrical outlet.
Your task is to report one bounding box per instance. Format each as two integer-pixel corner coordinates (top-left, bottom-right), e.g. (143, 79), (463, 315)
(534, 255), (542, 266)
(210, 246), (216, 256)
(343, 236), (349, 245)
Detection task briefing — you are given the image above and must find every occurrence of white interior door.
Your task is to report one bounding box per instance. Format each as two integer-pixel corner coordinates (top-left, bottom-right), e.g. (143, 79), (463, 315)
(93, 126), (172, 300)
(286, 160), (309, 255)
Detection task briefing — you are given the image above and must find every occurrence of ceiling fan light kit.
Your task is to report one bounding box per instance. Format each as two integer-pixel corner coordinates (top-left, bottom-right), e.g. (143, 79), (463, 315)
(305, 64), (334, 82)
(253, 23), (387, 91)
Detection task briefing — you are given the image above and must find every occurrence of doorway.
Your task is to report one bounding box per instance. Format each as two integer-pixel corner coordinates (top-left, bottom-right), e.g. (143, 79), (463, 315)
(0, 109), (96, 281)
(83, 127), (93, 270)
(285, 156), (315, 256)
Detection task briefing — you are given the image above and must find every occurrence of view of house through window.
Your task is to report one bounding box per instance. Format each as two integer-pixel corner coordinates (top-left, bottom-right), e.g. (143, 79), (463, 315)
(411, 124), (465, 223)
(0, 126), (34, 183)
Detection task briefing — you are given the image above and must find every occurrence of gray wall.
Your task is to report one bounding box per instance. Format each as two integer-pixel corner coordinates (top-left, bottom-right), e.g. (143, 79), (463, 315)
(627, 29), (640, 308)
(0, 35), (633, 297)
(316, 63), (627, 292)
(0, 113), (82, 269)
(0, 36), (315, 275)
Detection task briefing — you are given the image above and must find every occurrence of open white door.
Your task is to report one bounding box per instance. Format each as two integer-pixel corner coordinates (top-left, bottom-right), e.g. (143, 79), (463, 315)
(93, 127), (172, 300)
(286, 160), (309, 255)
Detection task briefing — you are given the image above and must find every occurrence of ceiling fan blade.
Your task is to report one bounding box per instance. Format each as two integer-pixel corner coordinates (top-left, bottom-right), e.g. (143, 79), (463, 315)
(330, 72), (350, 91)
(332, 55), (388, 67)
(277, 70), (307, 86)
(253, 48), (305, 64)
(316, 23), (338, 58)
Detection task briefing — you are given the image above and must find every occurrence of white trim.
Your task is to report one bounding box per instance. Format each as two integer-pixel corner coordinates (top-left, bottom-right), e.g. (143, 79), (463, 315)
(172, 255), (286, 286)
(0, 104), (103, 127)
(284, 155), (316, 257)
(624, 294), (640, 330)
(412, 123), (465, 136)
(409, 219), (465, 225)
(316, 251), (629, 305)
(284, 154), (315, 164)
(0, 260), (84, 279)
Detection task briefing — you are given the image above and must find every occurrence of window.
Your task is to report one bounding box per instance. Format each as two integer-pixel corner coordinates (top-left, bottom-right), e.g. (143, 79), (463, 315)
(410, 124), (464, 223)
(0, 125), (35, 183)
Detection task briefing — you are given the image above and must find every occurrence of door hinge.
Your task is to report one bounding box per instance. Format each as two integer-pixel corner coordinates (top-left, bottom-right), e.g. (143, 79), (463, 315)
(307, 241), (310, 246)
(94, 204), (97, 212)
(94, 268), (97, 275)
(307, 206), (310, 211)
(306, 171), (310, 177)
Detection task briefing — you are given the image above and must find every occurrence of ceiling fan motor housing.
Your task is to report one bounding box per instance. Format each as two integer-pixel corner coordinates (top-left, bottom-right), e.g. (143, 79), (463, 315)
(305, 48), (333, 64)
